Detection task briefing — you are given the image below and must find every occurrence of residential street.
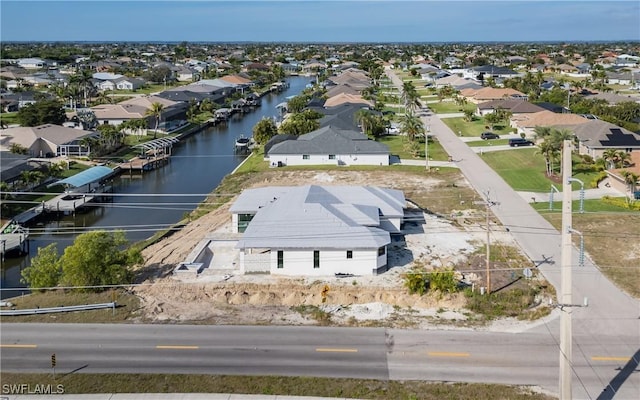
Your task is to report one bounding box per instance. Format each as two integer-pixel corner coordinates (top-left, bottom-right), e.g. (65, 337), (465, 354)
(385, 69), (640, 399)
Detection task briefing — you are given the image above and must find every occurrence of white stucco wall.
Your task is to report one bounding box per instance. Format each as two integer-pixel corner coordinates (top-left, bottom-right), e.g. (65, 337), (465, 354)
(268, 153), (389, 166)
(268, 249), (386, 276)
(231, 214), (239, 234)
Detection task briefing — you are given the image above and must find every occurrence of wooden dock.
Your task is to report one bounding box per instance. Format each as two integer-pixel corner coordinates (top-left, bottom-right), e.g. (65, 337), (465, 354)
(118, 154), (170, 173)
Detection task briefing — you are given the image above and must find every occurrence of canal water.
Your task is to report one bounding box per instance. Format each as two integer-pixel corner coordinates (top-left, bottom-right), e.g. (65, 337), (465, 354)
(1, 75), (309, 294)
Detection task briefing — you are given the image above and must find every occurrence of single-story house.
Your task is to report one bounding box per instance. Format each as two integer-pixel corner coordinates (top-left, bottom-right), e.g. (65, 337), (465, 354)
(510, 110), (590, 137)
(460, 87), (528, 104)
(571, 120), (640, 159)
(323, 93), (373, 108)
(266, 125), (390, 166)
(476, 99), (546, 117)
(463, 65), (520, 82)
(91, 96), (186, 130)
(231, 185), (406, 276)
(0, 124), (96, 157)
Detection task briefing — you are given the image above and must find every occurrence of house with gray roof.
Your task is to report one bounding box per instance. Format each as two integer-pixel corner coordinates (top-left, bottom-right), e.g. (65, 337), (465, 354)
(571, 120), (640, 159)
(476, 99), (546, 117)
(231, 185), (406, 276)
(266, 125), (390, 166)
(0, 124), (96, 157)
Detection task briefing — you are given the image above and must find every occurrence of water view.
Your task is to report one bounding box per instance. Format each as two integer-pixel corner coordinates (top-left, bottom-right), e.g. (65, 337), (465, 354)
(0, 75), (309, 293)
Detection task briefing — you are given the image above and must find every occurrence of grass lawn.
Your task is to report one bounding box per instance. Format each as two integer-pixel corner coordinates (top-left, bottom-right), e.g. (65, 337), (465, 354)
(0, 111), (19, 126)
(531, 199), (631, 213)
(466, 139), (510, 147)
(378, 135), (448, 161)
(427, 101), (477, 115)
(234, 147), (269, 174)
(0, 289), (140, 323)
(442, 117), (514, 137)
(109, 83), (180, 95)
(0, 373), (553, 399)
(482, 149), (601, 192)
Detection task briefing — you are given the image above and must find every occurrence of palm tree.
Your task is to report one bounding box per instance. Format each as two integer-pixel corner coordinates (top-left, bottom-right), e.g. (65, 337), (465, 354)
(20, 170), (44, 190)
(536, 140), (558, 176)
(401, 81), (421, 112)
(602, 149), (618, 170)
(399, 111), (425, 142)
(145, 102), (165, 139)
(355, 109), (375, 137)
(533, 126), (551, 142)
(70, 69), (94, 108)
(621, 171), (639, 194)
(615, 150), (631, 168)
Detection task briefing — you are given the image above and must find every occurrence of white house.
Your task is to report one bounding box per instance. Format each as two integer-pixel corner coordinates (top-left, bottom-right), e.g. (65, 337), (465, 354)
(17, 58), (50, 69)
(231, 185), (406, 276)
(266, 126), (390, 166)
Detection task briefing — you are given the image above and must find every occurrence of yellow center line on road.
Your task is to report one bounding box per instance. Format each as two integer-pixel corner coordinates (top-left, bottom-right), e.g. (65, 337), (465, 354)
(0, 344), (38, 348)
(428, 351), (470, 358)
(591, 356), (631, 362)
(315, 348), (358, 353)
(156, 345), (199, 350)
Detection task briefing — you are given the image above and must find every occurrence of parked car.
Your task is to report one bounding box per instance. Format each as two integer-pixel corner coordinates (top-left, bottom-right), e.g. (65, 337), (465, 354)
(509, 138), (534, 147)
(481, 132), (500, 140)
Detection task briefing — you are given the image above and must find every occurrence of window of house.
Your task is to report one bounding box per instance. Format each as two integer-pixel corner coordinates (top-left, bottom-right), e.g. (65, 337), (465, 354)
(329, 154), (336, 160)
(313, 250), (320, 268)
(378, 246), (386, 256)
(277, 250), (283, 269)
(346, 250), (353, 259)
(237, 213), (254, 233)
(303, 154), (310, 160)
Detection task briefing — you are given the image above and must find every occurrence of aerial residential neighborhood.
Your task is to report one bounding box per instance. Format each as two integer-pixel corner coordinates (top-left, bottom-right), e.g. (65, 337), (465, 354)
(0, 1), (639, 400)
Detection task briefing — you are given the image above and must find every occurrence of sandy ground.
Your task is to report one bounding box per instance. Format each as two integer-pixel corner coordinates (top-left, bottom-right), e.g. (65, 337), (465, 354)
(134, 170), (544, 331)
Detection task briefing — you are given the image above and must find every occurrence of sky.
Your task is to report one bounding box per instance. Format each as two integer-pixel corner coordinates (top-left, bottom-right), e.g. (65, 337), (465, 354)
(1, 0), (639, 43)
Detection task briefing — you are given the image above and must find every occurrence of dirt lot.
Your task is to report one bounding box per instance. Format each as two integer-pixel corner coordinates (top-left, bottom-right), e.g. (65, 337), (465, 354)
(134, 169), (550, 330)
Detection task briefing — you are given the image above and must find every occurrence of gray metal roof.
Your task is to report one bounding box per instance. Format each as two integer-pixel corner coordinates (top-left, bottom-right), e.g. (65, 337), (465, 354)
(233, 185), (405, 250)
(268, 126), (389, 155)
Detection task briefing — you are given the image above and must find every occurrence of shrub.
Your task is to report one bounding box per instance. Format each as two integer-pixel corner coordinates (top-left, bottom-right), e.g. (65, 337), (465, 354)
(602, 196), (640, 210)
(590, 171), (608, 188)
(427, 267), (458, 293)
(404, 269), (430, 295)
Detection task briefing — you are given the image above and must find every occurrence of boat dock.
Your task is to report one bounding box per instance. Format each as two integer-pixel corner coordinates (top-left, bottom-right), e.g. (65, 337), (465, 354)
(0, 221), (29, 258)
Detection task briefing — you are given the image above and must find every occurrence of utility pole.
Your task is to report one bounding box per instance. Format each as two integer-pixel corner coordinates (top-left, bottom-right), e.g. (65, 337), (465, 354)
(559, 139), (573, 400)
(477, 191), (498, 294)
(486, 199), (491, 293)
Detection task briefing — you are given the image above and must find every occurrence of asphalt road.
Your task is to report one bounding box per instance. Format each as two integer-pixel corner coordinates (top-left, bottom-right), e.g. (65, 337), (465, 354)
(2, 323), (639, 399)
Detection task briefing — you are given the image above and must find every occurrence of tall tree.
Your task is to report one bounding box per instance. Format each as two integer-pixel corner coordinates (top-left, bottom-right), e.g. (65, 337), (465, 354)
(399, 111), (425, 142)
(21, 243), (62, 290)
(16, 99), (66, 126)
(252, 117), (278, 145)
(145, 102), (165, 139)
(59, 230), (142, 290)
(401, 81), (421, 111)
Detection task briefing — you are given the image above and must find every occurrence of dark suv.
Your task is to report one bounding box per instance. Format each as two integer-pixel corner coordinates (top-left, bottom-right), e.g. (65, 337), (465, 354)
(509, 138), (534, 147)
(480, 132), (499, 140)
